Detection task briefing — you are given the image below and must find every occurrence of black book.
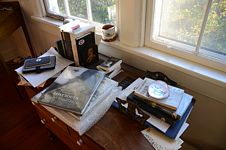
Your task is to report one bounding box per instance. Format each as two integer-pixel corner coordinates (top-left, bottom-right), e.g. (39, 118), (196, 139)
(127, 92), (177, 125)
(76, 32), (99, 67)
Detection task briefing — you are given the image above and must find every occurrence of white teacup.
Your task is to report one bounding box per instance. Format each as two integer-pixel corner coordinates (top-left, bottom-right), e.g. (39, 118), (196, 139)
(102, 24), (116, 41)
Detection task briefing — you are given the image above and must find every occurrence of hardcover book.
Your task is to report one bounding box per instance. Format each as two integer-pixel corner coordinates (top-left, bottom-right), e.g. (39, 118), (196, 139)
(37, 66), (105, 115)
(127, 92), (193, 121)
(59, 20), (96, 66)
(134, 78), (184, 110)
(127, 92), (177, 125)
(69, 77), (118, 120)
(96, 57), (122, 73)
(145, 99), (195, 139)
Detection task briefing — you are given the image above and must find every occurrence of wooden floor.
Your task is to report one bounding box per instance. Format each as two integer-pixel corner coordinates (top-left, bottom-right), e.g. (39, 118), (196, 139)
(0, 67), (69, 150)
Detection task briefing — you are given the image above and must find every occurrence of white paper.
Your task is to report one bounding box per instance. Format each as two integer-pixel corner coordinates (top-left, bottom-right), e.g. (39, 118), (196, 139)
(117, 78), (143, 101)
(175, 122), (189, 140)
(141, 128), (184, 150)
(15, 47), (73, 87)
(146, 113), (170, 133)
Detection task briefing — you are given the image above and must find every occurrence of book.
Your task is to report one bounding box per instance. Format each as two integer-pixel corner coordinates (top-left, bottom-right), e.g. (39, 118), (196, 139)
(59, 21), (96, 66)
(134, 78), (184, 110)
(59, 20), (95, 39)
(37, 66), (105, 115)
(75, 32), (99, 67)
(127, 92), (193, 121)
(69, 77), (118, 120)
(112, 97), (194, 139)
(127, 92), (177, 125)
(145, 99), (195, 139)
(96, 57), (122, 73)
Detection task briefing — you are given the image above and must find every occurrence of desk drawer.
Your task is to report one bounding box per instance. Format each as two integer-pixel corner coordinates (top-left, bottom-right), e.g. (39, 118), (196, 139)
(33, 103), (68, 133)
(68, 127), (103, 150)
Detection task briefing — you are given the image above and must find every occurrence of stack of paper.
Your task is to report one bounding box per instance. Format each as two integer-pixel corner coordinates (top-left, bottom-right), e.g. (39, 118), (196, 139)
(141, 128), (184, 150)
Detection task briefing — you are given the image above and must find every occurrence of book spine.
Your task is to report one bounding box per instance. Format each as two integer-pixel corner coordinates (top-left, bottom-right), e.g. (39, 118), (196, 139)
(60, 31), (67, 58)
(64, 32), (74, 61)
(127, 93), (177, 125)
(70, 33), (80, 66)
(134, 94), (178, 119)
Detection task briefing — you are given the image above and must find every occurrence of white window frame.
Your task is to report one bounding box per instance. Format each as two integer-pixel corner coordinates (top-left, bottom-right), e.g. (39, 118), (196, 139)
(43, 0), (119, 32)
(145, 0), (226, 73)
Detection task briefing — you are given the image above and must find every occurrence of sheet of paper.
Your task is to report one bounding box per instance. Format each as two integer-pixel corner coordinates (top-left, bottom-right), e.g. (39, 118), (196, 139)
(146, 113), (170, 133)
(117, 78), (143, 101)
(15, 47), (73, 87)
(141, 128), (184, 150)
(175, 122), (189, 140)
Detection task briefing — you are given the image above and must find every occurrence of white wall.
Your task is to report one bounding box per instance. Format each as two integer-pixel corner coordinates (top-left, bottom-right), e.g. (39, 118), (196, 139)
(2, 0), (226, 149)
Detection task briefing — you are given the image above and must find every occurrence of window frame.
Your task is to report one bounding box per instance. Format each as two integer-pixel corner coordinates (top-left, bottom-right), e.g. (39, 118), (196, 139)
(145, 0), (226, 73)
(42, 0), (119, 32)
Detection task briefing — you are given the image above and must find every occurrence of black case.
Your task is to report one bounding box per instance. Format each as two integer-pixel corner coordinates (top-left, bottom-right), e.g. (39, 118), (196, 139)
(22, 56), (56, 73)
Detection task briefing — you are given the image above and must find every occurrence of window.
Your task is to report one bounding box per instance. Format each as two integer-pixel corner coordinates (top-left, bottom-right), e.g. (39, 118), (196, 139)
(43, 0), (117, 25)
(146, 0), (226, 67)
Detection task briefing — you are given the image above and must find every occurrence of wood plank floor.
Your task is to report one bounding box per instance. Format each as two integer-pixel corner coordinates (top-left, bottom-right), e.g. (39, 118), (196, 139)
(0, 68), (69, 150)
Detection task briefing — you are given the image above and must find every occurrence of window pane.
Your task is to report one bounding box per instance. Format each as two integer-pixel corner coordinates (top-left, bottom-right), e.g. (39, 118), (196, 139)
(68, 0), (87, 19)
(157, 0), (208, 47)
(57, 0), (66, 14)
(44, 0), (66, 15)
(200, 0), (226, 56)
(90, 0), (116, 24)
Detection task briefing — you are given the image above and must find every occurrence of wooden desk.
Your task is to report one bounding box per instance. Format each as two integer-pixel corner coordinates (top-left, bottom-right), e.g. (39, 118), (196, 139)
(25, 64), (154, 150)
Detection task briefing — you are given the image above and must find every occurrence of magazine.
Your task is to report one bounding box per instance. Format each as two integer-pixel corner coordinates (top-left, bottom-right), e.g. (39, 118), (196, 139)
(37, 66), (105, 115)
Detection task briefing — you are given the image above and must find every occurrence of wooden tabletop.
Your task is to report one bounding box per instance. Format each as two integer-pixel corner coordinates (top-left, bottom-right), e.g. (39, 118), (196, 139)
(85, 64), (154, 150)
(86, 107), (154, 150)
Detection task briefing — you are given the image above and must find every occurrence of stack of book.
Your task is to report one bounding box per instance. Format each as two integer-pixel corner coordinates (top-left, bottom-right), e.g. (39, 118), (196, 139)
(114, 77), (195, 149)
(96, 56), (122, 79)
(33, 66), (121, 135)
(58, 20), (99, 67)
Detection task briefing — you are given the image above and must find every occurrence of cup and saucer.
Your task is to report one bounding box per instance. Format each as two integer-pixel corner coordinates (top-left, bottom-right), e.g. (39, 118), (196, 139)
(101, 24), (117, 42)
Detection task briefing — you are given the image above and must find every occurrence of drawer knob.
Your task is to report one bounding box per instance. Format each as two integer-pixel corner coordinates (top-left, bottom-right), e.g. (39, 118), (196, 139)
(76, 139), (83, 146)
(40, 119), (46, 124)
(51, 116), (57, 122)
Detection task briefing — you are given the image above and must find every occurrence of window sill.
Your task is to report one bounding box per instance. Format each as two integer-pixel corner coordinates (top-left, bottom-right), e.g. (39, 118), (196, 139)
(101, 40), (226, 89)
(31, 15), (226, 102)
(31, 16), (63, 27)
(31, 16), (103, 35)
